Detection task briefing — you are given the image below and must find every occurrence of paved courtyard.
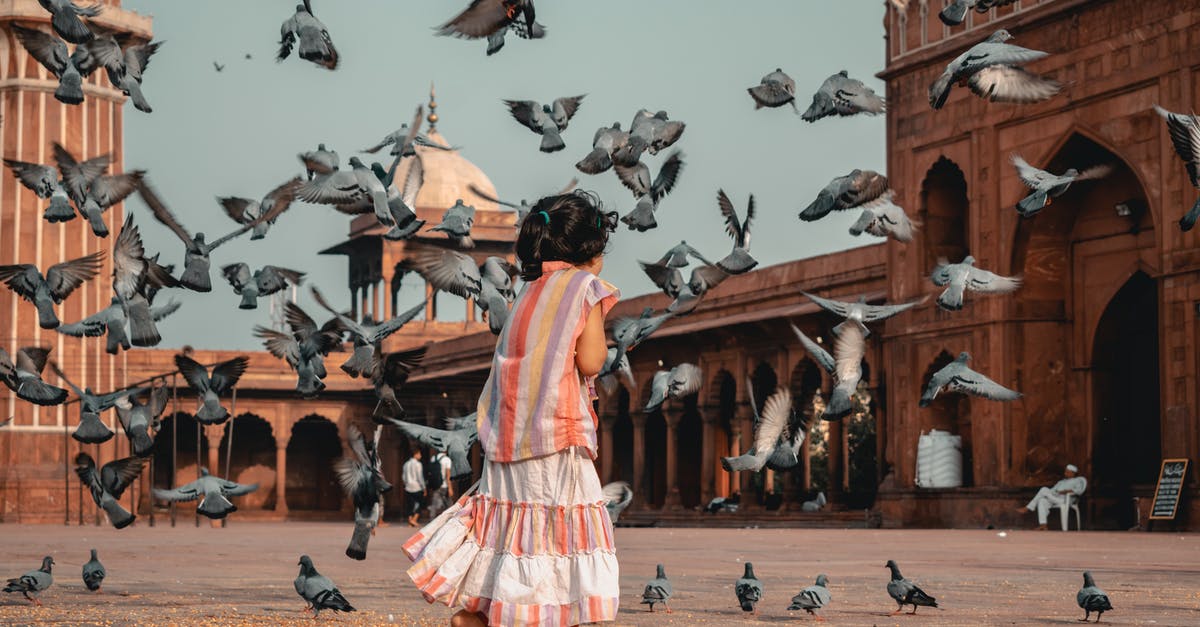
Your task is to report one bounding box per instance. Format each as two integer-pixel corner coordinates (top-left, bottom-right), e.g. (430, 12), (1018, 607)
(0, 521), (1198, 626)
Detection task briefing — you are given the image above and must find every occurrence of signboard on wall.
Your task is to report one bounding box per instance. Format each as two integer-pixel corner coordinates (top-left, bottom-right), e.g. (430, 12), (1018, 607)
(1149, 459), (1189, 520)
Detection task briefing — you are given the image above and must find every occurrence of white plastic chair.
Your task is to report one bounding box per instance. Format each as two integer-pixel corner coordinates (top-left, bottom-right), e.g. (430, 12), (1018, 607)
(1050, 494), (1082, 530)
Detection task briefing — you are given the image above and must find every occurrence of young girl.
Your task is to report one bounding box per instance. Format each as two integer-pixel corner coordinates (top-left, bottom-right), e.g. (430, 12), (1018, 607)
(404, 192), (622, 627)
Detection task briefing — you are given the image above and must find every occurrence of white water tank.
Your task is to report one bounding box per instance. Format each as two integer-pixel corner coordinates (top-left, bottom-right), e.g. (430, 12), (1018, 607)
(915, 429), (963, 488)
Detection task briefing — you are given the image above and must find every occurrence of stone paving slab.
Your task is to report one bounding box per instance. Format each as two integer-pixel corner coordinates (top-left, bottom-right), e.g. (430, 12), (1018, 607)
(0, 522), (1198, 626)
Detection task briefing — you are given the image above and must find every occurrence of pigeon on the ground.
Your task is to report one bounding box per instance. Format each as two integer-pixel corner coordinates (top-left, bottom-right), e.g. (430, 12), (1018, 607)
(1076, 571), (1113, 623)
(48, 361), (135, 445)
(75, 452), (144, 529)
(748, 68), (797, 113)
(255, 303), (344, 398)
(1, 347), (69, 406)
(939, 0), (1019, 26)
(81, 549), (104, 592)
(114, 384), (169, 457)
(714, 189), (757, 274)
(788, 574), (832, 618)
(336, 425), (392, 560)
(370, 348), (428, 418)
(504, 96), (584, 153)
(109, 215), (181, 347)
(929, 29), (1059, 110)
(577, 123), (629, 174)
(618, 150), (685, 232)
(931, 256), (1022, 310)
(378, 416), (477, 477)
(800, 170), (891, 222)
(722, 386), (802, 472)
(603, 481), (633, 523)
(278, 1), (338, 70)
(801, 70), (886, 122)
(153, 467), (258, 519)
(299, 143), (339, 180)
(920, 351), (1021, 406)
(3, 556), (54, 606)
(218, 178), (303, 241)
(437, 0), (539, 41)
(431, 199), (477, 248)
(221, 264), (304, 310)
(641, 564), (673, 613)
(138, 179), (289, 292)
(801, 492), (827, 512)
(73, 35), (164, 113)
(38, 0), (100, 43)
(1010, 154), (1112, 217)
(469, 178), (577, 228)
(645, 363), (702, 412)
(295, 555), (355, 617)
(311, 286), (425, 377)
(12, 25), (85, 105)
(848, 191), (917, 242)
(886, 560), (939, 614)
(1153, 105), (1200, 230)
(0, 251), (103, 329)
(614, 109), (686, 167)
(735, 562), (763, 615)
(174, 354), (249, 425)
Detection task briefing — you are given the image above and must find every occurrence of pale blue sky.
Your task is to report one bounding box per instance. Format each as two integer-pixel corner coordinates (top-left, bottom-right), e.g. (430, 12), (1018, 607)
(122, 0), (888, 349)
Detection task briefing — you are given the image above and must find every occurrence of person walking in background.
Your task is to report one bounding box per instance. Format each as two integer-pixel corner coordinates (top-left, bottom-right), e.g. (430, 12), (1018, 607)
(402, 448), (425, 527)
(426, 449), (453, 517)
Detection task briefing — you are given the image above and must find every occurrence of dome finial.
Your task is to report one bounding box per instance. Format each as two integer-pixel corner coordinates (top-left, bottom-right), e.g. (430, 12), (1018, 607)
(427, 82), (438, 130)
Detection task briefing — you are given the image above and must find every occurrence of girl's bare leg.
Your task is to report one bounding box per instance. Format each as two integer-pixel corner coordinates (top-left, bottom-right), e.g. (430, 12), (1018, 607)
(450, 610), (488, 627)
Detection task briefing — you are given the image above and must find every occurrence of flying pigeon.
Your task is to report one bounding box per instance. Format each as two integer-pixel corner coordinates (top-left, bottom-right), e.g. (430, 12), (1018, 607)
(300, 155), (398, 227)
(218, 177), (303, 240)
(431, 199), (477, 248)
(1010, 154), (1112, 217)
(114, 384), (169, 457)
(75, 451), (144, 529)
(370, 347), (428, 418)
(722, 386), (803, 472)
(255, 307), (343, 399)
(58, 295), (181, 354)
(929, 29), (1060, 110)
(618, 150), (685, 232)
(790, 324), (836, 376)
(602, 481), (633, 523)
(801, 492), (827, 512)
(503, 95), (585, 153)
(1076, 571), (1113, 623)
(0, 347), (69, 406)
(638, 259), (684, 299)
(109, 215), (181, 347)
(801, 70), (886, 122)
(299, 143), (340, 179)
(2, 156), (75, 224)
(614, 109), (686, 167)
(311, 286), (425, 377)
(577, 123), (629, 175)
(939, 0), (1019, 26)
(377, 416), (477, 477)
(278, 1), (338, 70)
(49, 142), (144, 236)
(597, 348), (636, 397)
(930, 255), (1021, 311)
(12, 25), (85, 105)
(735, 562), (763, 615)
(221, 264), (305, 310)
(886, 560), (939, 614)
(336, 425), (392, 560)
(787, 574), (832, 618)
(3, 556), (54, 606)
(477, 257), (519, 334)
(174, 354), (249, 425)
(826, 319), (866, 421)
(800, 169), (891, 222)
(601, 307), (673, 379)
(1153, 105), (1200, 230)
(410, 246), (484, 301)
(659, 241), (712, 268)
(38, 0), (100, 43)
(295, 555), (355, 617)
(847, 191), (917, 242)
(482, 15), (546, 56)
(153, 467), (258, 519)
(0, 251), (103, 329)
(641, 564), (673, 613)
(644, 363), (702, 412)
(48, 361), (137, 445)
(748, 68), (797, 113)
(803, 292), (922, 334)
(437, 0), (539, 41)
(920, 351), (1021, 406)
(714, 189), (757, 274)
(137, 179), (290, 292)
(362, 122), (453, 158)
(73, 35), (164, 113)
(213, 61), (224, 72)
(81, 549), (104, 592)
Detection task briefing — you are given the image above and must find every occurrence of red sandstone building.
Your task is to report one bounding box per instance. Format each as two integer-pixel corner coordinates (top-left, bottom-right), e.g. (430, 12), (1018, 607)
(2, 0), (1199, 530)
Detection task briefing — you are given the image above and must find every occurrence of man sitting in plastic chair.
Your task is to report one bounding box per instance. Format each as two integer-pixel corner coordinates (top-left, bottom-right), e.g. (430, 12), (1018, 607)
(1018, 464), (1087, 530)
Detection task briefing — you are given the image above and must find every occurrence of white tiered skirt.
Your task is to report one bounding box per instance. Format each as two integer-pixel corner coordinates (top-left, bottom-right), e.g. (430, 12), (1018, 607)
(403, 448), (619, 626)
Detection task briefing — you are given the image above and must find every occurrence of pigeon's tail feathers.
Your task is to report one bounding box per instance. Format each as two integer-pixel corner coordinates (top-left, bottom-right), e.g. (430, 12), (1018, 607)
(345, 519), (373, 560)
(937, 282), (966, 311)
(716, 248), (758, 275)
(128, 425), (155, 458)
(848, 209), (875, 236)
(123, 79), (152, 113)
(73, 413), (115, 444)
(801, 92), (833, 122)
(340, 350), (373, 379)
(127, 299), (161, 347)
(825, 387), (853, 420)
(799, 190), (835, 222)
(613, 137), (647, 167)
(195, 402), (228, 426)
(1016, 191), (1049, 217)
(539, 128), (566, 153)
(313, 588), (356, 613)
(929, 71), (954, 110)
(576, 147), (613, 174)
(721, 454), (764, 473)
(910, 588), (938, 608)
(83, 206), (109, 236)
(939, 1), (969, 26)
(44, 196), (76, 223)
(1180, 196), (1200, 231)
(55, 72), (85, 105)
(197, 491), (236, 519)
(102, 498), (136, 529)
(36, 300), (61, 329)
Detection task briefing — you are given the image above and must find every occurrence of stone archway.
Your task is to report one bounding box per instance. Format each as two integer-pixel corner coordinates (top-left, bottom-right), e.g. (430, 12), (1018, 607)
(920, 156), (970, 271)
(218, 414), (276, 510)
(286, 415), (343, 511)
(920, 351), (973, 487)
(153, 412), (209, 492)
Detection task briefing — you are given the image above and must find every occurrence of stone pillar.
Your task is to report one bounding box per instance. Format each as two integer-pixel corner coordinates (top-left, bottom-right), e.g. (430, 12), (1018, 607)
(349, 286), (358, 320)
(381, 269), (394, 320)
(735, 402), (761, 511)
(275, 438), (288, 515)
(630, 414), (647, 510)
(662, 404), (683, 510)
(206, 427), (221, 528)
(599, 416), (616, 484)
(826, 418), (844, 508)
(425, 282), (436, 320)
(700, 408), (717, 506)
(360, 285), (370, 323)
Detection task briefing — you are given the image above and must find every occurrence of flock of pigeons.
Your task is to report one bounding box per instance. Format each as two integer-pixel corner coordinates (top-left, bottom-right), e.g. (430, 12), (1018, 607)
(0, 0), (1190, 621)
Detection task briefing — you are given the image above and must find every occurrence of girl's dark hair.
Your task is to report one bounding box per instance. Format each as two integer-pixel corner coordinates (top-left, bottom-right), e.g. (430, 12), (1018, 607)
(516, 190), (617, 281)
